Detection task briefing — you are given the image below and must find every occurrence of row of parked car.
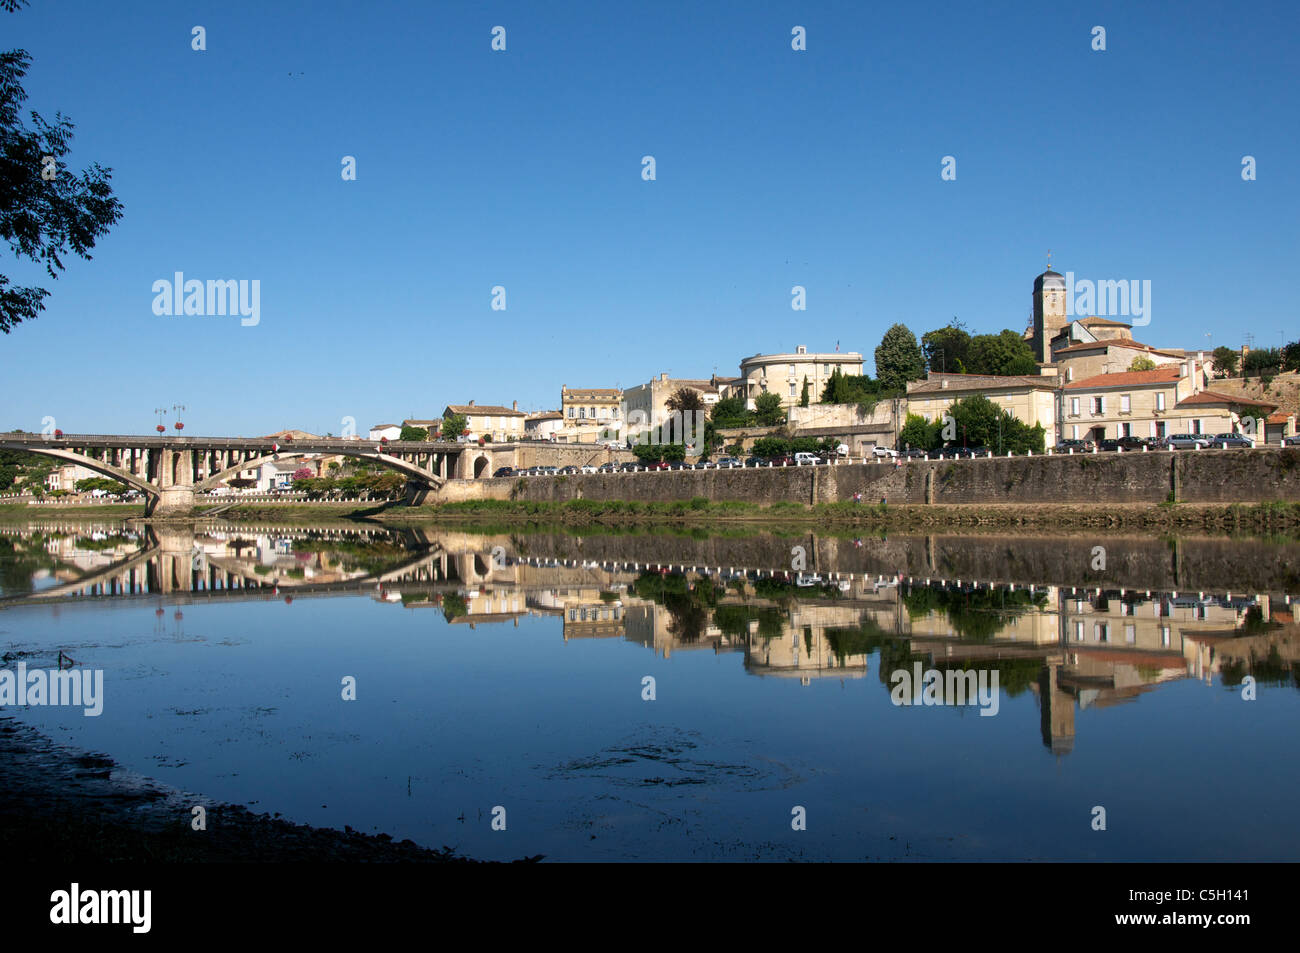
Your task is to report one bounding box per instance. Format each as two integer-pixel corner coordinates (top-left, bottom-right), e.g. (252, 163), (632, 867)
(1053, 433), (1295, 452)
(493, 434), (1297, 477)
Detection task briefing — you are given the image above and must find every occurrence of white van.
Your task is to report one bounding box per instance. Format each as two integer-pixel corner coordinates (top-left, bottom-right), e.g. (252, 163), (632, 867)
(793, 452), (820, 465)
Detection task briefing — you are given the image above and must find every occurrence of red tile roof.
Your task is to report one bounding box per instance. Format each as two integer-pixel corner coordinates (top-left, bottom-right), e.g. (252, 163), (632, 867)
(1064, 366), (1184, 390)
(1176, 390), (1278, 410)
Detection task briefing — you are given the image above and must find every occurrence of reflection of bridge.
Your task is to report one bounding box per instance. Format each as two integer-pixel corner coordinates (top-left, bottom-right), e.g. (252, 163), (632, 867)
(0, 432), (498, 514)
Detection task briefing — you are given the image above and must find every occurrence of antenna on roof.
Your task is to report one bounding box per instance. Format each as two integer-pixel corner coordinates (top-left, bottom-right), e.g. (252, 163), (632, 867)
(1046, 248), (1052, 272)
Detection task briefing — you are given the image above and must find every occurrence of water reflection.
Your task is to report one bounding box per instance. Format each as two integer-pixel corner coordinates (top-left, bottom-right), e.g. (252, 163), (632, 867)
(3, 519), (1297, 761)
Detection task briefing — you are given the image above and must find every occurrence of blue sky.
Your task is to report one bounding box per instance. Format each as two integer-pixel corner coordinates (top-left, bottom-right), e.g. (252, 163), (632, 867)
(2, 0), (1296, 436)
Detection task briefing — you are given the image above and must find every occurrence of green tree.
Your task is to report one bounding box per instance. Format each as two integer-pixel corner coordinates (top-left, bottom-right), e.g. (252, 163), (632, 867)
(1281, 340), (1300, 373)
(754, 392), (785, 427)
(799, 376), (810, 407)
(1128, 356), (1157, 372)
(947, 394), (1045, 453)
(966, 330), (1038, 376)
(399, 425), (428, 441)
(874, 323), (926, 392)
(1211, 346), (1239, 378)
(710, 394), (751, 428)
(1242, 348), (1281, 377)
(665, 386), (705, 416)
(921, 322), (971, 374)
(442, 413), (468, 438)
(898, 413), (940, 452)
(1, 20), (125, 334)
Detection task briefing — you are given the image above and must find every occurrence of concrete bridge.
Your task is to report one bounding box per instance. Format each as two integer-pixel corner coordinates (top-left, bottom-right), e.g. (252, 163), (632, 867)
(0, 432), (500, 515)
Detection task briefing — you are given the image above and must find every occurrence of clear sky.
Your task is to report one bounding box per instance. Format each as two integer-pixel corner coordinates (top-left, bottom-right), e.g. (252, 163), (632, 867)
(2, 0), (1296, 436)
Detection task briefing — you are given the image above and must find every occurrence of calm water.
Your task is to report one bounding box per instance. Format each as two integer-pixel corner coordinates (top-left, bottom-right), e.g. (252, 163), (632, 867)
(1, 519), (1298, 861)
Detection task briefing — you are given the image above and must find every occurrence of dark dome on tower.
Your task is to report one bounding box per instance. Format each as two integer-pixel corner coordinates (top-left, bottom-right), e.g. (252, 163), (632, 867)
(1034, 269), (1066, 292)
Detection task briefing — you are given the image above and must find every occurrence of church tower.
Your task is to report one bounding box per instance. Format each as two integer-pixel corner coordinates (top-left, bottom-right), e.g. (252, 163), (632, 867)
(1032, 263), (1068, 363)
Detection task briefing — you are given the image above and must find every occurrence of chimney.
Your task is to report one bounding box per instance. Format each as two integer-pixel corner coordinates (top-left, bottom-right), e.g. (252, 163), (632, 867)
(469, 400), (475, 407)
(661, 372), (668, 382)
(512, 400), (518, 411)
(940, 378), (949, 389)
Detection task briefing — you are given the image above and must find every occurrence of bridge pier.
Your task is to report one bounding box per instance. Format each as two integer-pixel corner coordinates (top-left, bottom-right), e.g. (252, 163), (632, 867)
(147, 484), (197, 518)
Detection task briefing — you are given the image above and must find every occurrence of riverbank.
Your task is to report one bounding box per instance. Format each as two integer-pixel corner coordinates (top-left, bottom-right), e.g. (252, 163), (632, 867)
(4, 498), (1300, 532)
(0, 714), (538, 862)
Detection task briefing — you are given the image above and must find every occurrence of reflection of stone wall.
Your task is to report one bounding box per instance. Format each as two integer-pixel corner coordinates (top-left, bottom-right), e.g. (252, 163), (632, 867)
(511, 531), (1300, 594)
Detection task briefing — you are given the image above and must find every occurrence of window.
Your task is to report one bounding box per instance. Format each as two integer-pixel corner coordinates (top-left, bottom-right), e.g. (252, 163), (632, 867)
(789, 383), (797, 397)
(579, 407), (586, 419)
(568, 407), (575, 418)
(1191, 419), (1202, 435)
(1156, 392), (1166, 411)
(788, 364), (795, 376)
(1066, 367), (1074, 382)
(612, 407), (619, 419)
(1070, 397), (1080, 417)
(1161, 626), (1170, 647)
(1074, 622), (1085, 642)
(1121, 422), (1131, 438)
(1125, 624), (1136, 644)
(1120, 394), (1131, 413)
(823, 364), (830, 375)
(1072, 425), (1079, 439)
(1092, 396), (1104, 415)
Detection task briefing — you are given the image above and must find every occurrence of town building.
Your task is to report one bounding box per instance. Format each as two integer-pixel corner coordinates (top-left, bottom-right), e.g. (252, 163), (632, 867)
(441, 401), (526, 442)
(622, 374), (721, 432)
(369, 423), (401, 441)
(524, 411), (564, 442)
(1060, 361), (1278, 443)
(738, 345), (864, 410)
(905, 372), (1062, 448)
(559, 387), (623, 443)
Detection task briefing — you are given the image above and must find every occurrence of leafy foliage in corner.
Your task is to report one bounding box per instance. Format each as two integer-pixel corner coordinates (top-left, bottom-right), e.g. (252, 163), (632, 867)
(1, 46), (124, 332)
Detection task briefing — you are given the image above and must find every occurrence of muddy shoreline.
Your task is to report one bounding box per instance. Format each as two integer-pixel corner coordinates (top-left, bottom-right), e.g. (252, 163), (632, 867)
(0, 716), (539, 863)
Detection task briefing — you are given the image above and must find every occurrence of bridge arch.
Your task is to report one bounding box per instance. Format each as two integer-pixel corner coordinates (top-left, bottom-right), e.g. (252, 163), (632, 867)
(196, 448), (447, 492)
(0, 446), (158, 497)
(472, 455), (490, 479)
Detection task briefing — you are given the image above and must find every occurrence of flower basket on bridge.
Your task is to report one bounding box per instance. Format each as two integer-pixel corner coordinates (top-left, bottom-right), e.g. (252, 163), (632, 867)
(53, 429), (63, 438)
(155, 425), (165, 433)
(174, 422), (184, 430)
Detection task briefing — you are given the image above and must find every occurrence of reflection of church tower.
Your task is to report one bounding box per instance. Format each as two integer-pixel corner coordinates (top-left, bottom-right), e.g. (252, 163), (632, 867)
(1032, 267), (1068, 363)
(1037, 663), (1075, 755)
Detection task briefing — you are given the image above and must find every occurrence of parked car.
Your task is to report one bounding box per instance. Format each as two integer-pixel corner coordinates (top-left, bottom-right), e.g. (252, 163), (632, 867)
(1283, 435), (1300, 447)
(715, 456), (742, 468)
(744, 456), (765, 467)
(578, 464), (598, 473)
(647, 461), (670, 471)
(1098, 436), (1149, 452)
(694, 460), (716, 469)
(1208, 433), (1254, 449)
(596, 463), (619, 473)
(871, 446), (899, 459)
(618, 461), (641, 472)
(898, 448), (927, 459)
(1054, 438), (1096, 453)
(493, 466), (514, 478)
(793, 452), (821, 465)
(558, 465), (579, 475)
(770, 454), (797, 466)
(1163, 434), (1211, 450)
